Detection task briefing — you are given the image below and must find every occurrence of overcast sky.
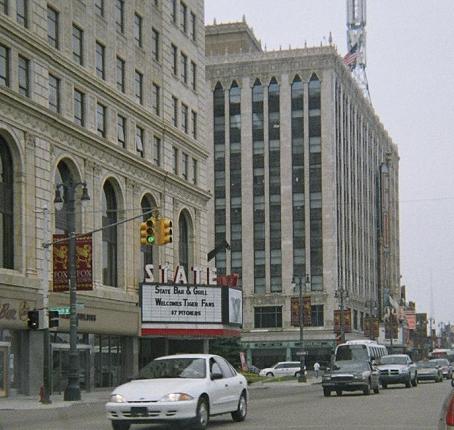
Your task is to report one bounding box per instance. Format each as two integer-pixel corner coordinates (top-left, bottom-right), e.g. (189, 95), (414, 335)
(205, 0), (454, 328)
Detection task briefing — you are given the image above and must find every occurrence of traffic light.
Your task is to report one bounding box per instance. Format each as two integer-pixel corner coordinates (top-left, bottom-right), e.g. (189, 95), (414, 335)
(146, 216), (158, 245)
(140, 221), (148, 245)
(48, 310), (59, 328)
(158, 218), (173, 245)
(27, 310), (40, 330)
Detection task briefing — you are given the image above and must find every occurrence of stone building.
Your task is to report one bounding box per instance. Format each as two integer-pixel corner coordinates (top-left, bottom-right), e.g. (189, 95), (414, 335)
(0, 0), (209, 396)
(205, 21), (400, 368)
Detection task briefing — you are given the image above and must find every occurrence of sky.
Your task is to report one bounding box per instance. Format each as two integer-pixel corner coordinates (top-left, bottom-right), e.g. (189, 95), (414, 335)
(205, 0), (454, 327)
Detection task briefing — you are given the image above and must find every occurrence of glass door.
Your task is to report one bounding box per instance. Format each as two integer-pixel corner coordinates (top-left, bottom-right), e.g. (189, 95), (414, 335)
(0, 346), (8, 397)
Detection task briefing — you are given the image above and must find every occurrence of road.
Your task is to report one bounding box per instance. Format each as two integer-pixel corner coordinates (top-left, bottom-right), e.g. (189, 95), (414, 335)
(1, 379), (452, 430)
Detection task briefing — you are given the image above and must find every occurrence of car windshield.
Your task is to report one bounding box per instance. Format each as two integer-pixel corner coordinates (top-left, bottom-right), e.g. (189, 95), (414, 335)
(333, 361), (369, 372)
(379, 356), (407, 365)
(335, 345), (369, 361)
(137, 357), (207, 379)
(430, 359), (448, 366)
(417, 362), (437, 369)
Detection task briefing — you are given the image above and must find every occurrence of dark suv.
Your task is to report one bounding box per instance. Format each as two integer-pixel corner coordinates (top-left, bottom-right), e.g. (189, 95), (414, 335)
(322, 361), (380, 396)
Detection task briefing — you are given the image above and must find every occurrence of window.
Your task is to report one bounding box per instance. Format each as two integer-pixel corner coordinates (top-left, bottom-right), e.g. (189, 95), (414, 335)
(48, 74), (60, 113)
(254, 306), (282, 328)
(152, 28), (159, 61)
(117, 114), (126, 148)
(180, 52), (187, 83)
(72, 25), (83, 65)
(190, 12), (196, 41)
(0, 45), (9, 86)
(153, 136), (161, 166)
(96, 42), (105, 80)
(115, 0), (124, 33)
(171, 44), (178, 75)
(16, 0), (27, 27)
(182, 152), (188, 179)
(74, 89), (84, 126)
(0, 140), (14, 269)
(311, 305), (324, 326)
(190, 61), (196, 91)
(47, 6), (59, 48)
(152, 83), (160, 116)
(192, 158), (197, 184)
(136, 126), (144, 157)
(191, 110), (197, 139)
(102, 181), (117, 287)
(173, 146), (178, 174)
(171, 0), (177, 23)
(178, 213), (189, 273)
(96, 103), (106, 137)
(181, 103), (188, 133)
(1, 0), (7, 14)
(95, 0), (104, 17)
(180, 1), (187, 33)
(116, 57), (125, 92)
(134, 13), (142, 47)
(18, 55), (29, 97)
(135, 70), (143, 104)
(172, 96), (178, 127)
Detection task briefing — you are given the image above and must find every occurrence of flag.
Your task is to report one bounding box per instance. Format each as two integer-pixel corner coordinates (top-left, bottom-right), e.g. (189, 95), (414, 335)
(343, 44), (358, 66)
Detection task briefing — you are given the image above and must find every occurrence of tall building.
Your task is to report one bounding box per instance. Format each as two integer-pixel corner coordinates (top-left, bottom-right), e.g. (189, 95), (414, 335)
(206, 21), (400, 368)
(0, 0), (209, 397)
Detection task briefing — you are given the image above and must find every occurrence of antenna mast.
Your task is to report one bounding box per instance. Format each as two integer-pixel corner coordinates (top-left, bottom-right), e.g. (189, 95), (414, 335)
(346, 0), (370, 101)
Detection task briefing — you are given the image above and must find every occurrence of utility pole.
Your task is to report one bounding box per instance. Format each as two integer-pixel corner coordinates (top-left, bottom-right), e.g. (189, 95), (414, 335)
(335, 285), (348, 343)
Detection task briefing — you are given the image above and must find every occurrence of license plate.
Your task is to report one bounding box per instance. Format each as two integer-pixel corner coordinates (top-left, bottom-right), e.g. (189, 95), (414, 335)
(131, 407), (148, 417)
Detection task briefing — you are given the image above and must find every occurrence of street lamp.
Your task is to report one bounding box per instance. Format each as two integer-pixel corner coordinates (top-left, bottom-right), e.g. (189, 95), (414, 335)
(335, 285), (349, 343)
(365, 299), (378, 340)
(54, 181), (90, 401)
(293, 274), (310, 383)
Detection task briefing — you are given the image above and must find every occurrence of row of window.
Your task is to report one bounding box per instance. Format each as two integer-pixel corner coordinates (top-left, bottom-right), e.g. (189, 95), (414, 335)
(171, 0), (197, 42)
(254, 305), (324, 329)
(171, 43), (197, 91)
(171, 96), (198, 139)
(172, 146), (198, 184)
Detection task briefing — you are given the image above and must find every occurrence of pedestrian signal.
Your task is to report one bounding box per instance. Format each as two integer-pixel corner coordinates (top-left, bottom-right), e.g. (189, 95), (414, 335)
(27, 310), (40, 330)
(48, 310), (59, 328)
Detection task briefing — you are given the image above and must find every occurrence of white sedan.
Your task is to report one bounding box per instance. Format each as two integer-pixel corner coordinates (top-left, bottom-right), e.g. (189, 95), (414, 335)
(105, 353), (248, 430)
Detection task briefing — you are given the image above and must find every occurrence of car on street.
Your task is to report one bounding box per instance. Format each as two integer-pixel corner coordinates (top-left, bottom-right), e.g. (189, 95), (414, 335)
(438, 390), (454, 429)
(259, 361), (306, 378)
(416, 360), (443, 383)
(376, 354), (418, 388)
(430, 358), (453, 379)
(105, 354), (248, 430)
(322, 360), (380, 396)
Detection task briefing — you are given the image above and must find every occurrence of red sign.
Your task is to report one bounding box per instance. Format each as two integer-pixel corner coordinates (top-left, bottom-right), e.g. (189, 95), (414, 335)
(364, 317), (379, 339)
(290, 296), (312, 326)
(53, 234), (93, 292)
(334, 309), (352, 333)
(405, 311), (416, 330)
(216, 273), (239, 287)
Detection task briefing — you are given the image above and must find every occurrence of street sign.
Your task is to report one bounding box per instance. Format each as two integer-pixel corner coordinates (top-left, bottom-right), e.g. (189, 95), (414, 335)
(51, 306), (70, 315)
(296, 351), (307, 356)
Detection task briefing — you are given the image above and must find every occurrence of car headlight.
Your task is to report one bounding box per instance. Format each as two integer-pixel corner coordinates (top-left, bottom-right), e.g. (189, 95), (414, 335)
(353, 373), (367, 381)
(110, 394), (126, 403)
(322, 375), (331, 381)
(160, 393), (194, 402)
(401, 368), (409, 373)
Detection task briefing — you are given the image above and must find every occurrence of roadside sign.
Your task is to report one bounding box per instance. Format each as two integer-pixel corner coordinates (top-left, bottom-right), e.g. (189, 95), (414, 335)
(51, 306), (70, 315)
(296, 351), (307, 356)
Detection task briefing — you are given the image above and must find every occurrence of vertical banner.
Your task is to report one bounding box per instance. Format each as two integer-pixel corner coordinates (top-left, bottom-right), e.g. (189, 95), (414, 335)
(303, 296), (312, 326)
(52, 234), (93, 292)
(334, 309), (352, 333)
(290, 296), (311, 326)
(239, 352), (248, 372)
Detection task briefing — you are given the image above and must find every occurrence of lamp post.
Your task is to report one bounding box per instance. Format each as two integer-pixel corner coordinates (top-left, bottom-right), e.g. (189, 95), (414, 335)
(293, 274), (310, 383)
(366, 299), (377, 340)
(54, 181), (90, 401)
(335, 285), (348, 343)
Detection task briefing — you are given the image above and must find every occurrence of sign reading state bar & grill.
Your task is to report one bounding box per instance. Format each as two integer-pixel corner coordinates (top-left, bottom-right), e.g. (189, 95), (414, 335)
(142, 284), (222, 323)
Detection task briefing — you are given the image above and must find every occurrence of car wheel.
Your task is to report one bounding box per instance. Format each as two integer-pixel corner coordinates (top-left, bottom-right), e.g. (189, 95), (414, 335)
(231, 392), (247, 422)
(382, 383), (387, 389)
(405, 375), (411, 388)
(323, 388), (331, 397)
(336, 390), (343, 396)
(192, 397), (209, 430)
(266, 372), (274, 377)
(111, 422), (130, 430)
(412, 374), (418, 387)
(373, 384), (379, 394)
(363, 382), (371, 395)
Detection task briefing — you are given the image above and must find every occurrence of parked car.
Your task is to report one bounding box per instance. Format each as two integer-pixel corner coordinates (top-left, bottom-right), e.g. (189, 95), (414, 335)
(105, 354), (248, 430)
(259, 361), (306, 378)
(322, 360), (380, 396)
(430, 358), (452, 379)
(438, 390), (454, 429)
(416, 360), (443, 382)
(248, 365), (261, 374)
(377, 354), (418, 388)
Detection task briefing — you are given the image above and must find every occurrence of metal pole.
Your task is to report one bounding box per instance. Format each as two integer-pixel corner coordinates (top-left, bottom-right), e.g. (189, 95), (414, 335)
(298, 277), (306, 383)
(41, 206), (51, 404)
(64, 184), (81, 401)
(339, 288), (345, 343)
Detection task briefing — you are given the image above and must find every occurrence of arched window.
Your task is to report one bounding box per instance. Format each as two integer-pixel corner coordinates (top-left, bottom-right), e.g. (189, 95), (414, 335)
(178, 213), (189, 276)
(141, 195), (155, 272)
(0, 138), (13, 269)
(54, 161), (73, 234)
(102, 181), (117, 287)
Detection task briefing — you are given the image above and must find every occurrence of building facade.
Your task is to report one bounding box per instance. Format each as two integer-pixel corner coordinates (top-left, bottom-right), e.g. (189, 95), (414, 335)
(0, 0), (210, 397)
(205, 22), (400, 368)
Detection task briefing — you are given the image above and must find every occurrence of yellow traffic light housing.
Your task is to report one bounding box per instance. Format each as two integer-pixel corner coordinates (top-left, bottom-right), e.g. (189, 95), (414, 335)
(146, 217), (158, 245)
(158, 218), (173, 245)
(140, 221), (148, 246)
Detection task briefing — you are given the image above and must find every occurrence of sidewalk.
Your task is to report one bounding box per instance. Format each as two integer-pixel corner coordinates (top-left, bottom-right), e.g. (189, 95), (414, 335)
(0, 389), (111, 411)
